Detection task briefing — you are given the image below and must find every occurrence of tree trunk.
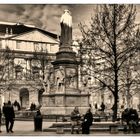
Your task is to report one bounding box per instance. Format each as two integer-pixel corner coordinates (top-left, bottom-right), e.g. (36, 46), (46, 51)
(112, 94), (118, 122)
(112, 5), (118, 122)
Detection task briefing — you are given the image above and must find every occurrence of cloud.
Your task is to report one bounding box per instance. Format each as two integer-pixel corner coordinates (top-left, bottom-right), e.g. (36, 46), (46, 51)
(0, 4), (139, 38)
(18, 5), (71, 34)
(22, 5), (72, 34)
(0, 5), (24, 22)
(0, 4), (69, 34)
(0, 4), (95, 36)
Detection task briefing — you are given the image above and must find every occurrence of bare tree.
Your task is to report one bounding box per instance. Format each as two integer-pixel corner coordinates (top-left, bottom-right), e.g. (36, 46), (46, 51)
(0, 46), (15, 102)
(120, 52), (140, 108)
(79, 4), (140, 121)
(28, 44), (54, 95)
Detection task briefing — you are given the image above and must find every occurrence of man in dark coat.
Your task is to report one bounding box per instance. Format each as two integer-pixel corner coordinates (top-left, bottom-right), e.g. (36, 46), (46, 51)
(128, 108), (139, 133)
(34, 110), (43, 131)
(3, 101), (15, 133)
(82, 109), (93, 134)
(122, 108), (139, 133)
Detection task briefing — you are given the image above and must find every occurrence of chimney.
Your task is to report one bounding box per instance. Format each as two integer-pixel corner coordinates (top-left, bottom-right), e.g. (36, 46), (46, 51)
(6, 28), (8, 34)
(5, 28), (9, 37)
(10, 28), (13, 35)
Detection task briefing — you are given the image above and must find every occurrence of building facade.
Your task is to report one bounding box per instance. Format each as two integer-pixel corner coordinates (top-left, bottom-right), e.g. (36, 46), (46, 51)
(0, 21), (59, 109)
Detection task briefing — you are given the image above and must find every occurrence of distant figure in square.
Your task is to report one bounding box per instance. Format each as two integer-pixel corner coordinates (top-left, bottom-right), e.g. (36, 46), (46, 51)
(13, 100), (21, 111)
(100, 102), (105, 112)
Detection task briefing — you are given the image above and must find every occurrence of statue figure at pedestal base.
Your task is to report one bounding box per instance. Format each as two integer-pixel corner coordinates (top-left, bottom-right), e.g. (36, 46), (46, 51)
(54, 66), (65, 93)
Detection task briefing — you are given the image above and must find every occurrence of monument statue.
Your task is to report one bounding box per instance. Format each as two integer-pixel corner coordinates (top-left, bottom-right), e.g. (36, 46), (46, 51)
(41, 9), (90, 115)
(60, 9), (72, 47)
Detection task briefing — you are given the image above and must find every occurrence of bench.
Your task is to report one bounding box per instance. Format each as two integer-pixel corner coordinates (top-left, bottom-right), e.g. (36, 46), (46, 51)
(50, 121), (123, 134)
(56, 123), (64, 134)
(53, 122), (71, 134)
(95, 121), (120, 134)
(109, 124), (119, 134)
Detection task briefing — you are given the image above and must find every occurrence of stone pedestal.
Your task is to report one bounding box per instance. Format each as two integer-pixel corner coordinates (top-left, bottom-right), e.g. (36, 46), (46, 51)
(41, 93), (90, 115)
(41, 49), (90, 115)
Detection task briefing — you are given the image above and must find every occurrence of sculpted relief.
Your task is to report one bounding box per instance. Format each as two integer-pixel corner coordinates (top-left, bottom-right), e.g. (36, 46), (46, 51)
(54, 67), (78, 93)
(65, 68), (77, 89)
(55, 66), (65, 92)
(43, 64), (54, 94)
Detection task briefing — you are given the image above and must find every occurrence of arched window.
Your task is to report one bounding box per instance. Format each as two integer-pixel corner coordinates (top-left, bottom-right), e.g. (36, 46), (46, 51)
(19, 88), (29, 108)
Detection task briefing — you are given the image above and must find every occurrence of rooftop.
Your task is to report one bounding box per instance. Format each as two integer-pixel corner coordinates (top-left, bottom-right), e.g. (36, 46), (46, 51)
(0, 21), (58, 39)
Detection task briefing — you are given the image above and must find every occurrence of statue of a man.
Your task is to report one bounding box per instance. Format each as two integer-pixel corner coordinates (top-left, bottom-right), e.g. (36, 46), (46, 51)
(43, 69), (50, 94)
(55, 66), (65, 92)
(60, 9), (72, 47)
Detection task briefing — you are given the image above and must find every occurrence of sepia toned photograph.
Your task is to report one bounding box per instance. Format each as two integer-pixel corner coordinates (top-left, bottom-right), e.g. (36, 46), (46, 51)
(0, 3), (139, 136)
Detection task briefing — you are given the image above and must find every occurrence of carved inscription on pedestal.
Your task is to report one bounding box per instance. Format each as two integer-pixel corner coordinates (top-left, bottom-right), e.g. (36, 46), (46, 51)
(55, 96), (64, 106)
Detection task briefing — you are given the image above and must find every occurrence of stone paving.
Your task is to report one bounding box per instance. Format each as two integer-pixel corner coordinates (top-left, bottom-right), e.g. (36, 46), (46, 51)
(0, 121), (140, 136)
(0, 121), (53, 136)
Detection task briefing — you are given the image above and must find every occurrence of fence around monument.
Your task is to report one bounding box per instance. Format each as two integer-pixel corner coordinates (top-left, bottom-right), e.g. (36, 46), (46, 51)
(14, 110), (112, 122)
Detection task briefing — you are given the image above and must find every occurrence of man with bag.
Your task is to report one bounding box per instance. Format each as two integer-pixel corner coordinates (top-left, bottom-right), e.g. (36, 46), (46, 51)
(71, 106), (81, 134)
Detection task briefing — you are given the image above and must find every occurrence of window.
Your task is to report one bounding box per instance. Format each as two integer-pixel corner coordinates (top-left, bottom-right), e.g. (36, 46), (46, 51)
(0, 65), (4, 77)
(16, 71), (22, 80)
(32, 66), (40, 80)
(34, 42), (43, 52)
(0, 40), (2, 49)
(16, 41), (21, 49)
(42, 43), (48, 53)
(0, 65), (3, 71)
(49, 44), (54, 52)
(15, 65), (23, 79)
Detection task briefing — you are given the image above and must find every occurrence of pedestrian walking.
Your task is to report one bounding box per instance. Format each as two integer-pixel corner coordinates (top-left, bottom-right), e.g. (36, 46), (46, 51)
(82, 108), (93, 134)
(3, 101), (15, 133)
(71, 106), (81, 134)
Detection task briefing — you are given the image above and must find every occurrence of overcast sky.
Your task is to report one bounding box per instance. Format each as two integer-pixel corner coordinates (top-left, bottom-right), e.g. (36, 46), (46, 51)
(0, 4), (140, 38)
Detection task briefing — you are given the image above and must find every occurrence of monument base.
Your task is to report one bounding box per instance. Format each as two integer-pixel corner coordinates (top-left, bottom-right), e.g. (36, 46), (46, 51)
(41, 93), (90, 115)
(40, 106), (90, 115)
